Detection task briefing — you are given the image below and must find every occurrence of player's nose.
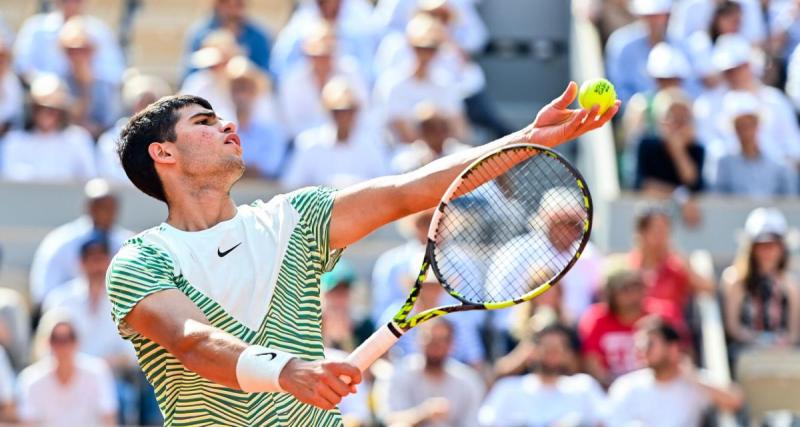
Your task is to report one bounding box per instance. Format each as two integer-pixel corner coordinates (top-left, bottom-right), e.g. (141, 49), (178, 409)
(221, 120), (237, 134)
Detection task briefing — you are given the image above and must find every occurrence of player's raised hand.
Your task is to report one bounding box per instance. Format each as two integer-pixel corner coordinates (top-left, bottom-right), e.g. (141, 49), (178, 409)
(523, 81), (620, 147)
(278, 359), (362, 410)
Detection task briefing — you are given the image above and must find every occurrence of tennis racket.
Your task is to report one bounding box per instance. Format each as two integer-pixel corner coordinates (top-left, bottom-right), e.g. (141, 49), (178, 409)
(345, 143), (593, 376)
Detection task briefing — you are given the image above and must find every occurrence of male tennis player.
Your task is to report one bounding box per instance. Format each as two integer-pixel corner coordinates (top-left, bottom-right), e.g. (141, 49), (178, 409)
(106, 82), (618, 426)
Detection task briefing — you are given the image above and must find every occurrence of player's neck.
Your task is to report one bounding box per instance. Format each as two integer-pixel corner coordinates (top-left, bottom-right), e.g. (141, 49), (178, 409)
(165, 187), (238, 232)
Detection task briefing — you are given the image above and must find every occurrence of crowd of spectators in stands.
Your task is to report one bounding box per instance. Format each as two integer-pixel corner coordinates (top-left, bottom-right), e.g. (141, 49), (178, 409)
(0, 0), (797, 425)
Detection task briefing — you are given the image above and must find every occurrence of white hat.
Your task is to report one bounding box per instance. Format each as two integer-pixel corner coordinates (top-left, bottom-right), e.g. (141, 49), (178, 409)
(745, 207), (787, 242)
(630, 0), (672, 15)
(647, 43), (691, 79)
(723, 90), (760, 120)
(712, 34), (752, 71)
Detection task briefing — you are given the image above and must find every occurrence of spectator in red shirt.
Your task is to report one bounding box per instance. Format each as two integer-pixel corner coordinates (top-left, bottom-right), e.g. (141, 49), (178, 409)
(579, 268), (682, 387)
(627, 207), (713, 315)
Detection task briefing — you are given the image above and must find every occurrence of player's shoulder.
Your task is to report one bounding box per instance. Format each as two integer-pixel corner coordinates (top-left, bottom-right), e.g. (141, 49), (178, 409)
(110, 227), (176, 270)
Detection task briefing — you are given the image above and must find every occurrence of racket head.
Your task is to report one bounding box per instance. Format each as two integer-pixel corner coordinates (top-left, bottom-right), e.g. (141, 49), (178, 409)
(426, 143), (593, 309)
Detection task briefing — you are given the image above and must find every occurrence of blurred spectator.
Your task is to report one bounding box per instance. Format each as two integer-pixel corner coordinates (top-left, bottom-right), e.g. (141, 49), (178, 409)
(184, 0), (272, 78)
(714, 91), (798, 197)
(228, 56), (289, 180)
(0, 37), (23, 137)
(695, 35), (800, 172)
(375, 4), (509, 139)
(375, 318), (484, 427)
(479, 324), (605, 427)
(635, 88), (705, 194)
(29, 179), (133, 307)
(391, 102), (470, 173)
(605, 0), (672, 104)
(768, 0), (800, 65)
(181, 30), (241, 122)
(623, 42), (693, 148)
(320, 260), (374, 352)
(13, 0), (125, 85)
(374, 13), (468, 143)
(271, 0), (377, 78)
(722, 208), (800, 349)
(281, 77), (387, 189)
(17, 312), (117, 427)
(668, 0), (766, 46)
(0, 288), (31, 372)
(578, 268), (682, 387)
(488, 188), (603, 328)
(278, 21), (369, 138)
(374, 0), (489, 54)
(605, 318), (743, 427)
(59, 16), (121, 138)
(371, 210), (432, 324)
(97, 72), (172, 183)
(42, 233), (135, 372)
(626, 207), (712, 317)
(683, 1), (744, 89)
(576, 0), (635, 43)
(0, 74), (96, 182)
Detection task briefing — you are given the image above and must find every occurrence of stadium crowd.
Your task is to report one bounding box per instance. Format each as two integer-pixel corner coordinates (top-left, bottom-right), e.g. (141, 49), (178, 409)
(0, 0), (796, 425)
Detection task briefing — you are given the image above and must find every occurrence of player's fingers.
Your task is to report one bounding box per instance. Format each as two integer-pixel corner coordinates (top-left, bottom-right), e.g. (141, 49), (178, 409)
(583, 100), (620, 132)
(550, 81), (578, 109)
(314, 383), (343, 408)
(322, 372), (353, 397)
(562, 108), (590, 136)
(326, 362), (362, 385)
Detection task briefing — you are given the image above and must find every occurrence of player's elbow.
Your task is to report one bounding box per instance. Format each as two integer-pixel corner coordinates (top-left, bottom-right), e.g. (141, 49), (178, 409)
(169, 321), (211, 364)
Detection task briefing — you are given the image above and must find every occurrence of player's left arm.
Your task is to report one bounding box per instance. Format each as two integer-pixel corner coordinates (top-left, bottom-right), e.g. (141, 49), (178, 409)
(329, 82), (620, 249)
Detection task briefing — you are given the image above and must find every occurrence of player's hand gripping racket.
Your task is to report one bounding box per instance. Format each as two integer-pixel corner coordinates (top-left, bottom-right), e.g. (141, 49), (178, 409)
(344, 143), (593, 378)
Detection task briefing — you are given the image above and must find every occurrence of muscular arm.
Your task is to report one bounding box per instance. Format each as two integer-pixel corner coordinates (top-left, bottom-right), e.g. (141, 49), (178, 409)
(330, 82), (619, 249)
(124, 289), (362, 409)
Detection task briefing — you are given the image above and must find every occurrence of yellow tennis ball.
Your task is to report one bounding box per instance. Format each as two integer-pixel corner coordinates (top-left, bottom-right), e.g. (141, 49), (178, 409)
(578, 78), (617, 115)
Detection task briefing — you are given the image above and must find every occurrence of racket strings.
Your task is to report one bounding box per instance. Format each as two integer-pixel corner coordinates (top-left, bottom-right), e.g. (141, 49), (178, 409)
(433, 147), (590, 305)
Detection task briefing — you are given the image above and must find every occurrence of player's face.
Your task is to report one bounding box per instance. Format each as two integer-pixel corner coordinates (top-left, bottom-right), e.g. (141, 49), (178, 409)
(171, 104), (244, 181)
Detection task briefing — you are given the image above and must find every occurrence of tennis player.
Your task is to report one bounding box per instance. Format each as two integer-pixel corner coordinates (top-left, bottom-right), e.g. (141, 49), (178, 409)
(106, 82), (618, 426)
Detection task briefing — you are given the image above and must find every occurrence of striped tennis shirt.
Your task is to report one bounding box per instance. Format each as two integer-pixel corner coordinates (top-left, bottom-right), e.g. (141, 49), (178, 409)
(106, 187), (343, 426)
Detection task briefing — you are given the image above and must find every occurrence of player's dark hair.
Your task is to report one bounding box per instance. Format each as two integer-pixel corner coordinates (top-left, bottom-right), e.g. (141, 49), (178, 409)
(117, 95), (213, 203)
(638, 317), (681, 344)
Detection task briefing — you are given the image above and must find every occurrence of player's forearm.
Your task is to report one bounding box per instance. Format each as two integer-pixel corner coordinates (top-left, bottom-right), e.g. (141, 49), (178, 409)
(171, 321), (248, 389)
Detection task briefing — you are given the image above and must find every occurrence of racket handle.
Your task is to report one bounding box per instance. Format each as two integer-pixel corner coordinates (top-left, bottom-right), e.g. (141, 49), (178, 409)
(340, 322), (403, 384)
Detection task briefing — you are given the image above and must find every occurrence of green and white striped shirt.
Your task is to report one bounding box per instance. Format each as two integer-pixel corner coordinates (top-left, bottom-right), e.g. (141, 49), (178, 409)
(106, 187), (342, 426)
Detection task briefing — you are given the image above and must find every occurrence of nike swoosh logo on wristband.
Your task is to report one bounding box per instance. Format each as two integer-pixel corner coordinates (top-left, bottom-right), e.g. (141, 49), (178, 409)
(256, 352), (277, 361)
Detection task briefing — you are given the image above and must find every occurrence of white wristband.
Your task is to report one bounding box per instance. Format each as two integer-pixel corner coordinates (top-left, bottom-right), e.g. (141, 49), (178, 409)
(235, 345), (295, 393)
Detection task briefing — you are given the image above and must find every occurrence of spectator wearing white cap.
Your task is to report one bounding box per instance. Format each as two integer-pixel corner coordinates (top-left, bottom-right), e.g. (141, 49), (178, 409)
(694, 34), (800, 168)
(623, 42), (693, 149)
(713, 91), (798, 197)
(180, 30), (241, 123)
(281, 77), (387, 189)
(722, 207), (800, 350)
(682, 1), (745, 89)
(373, 0), (488, 54)
(605, 0), (674, 104)
(270, 0), (377, 79)
(29, 178), (133, 307)
(278, 21), (370, 138)
(12, 0), (125, 85)
(97, 73), (172, 183)
(374, 13), (468, 143)
(391, 102), (470, 173)
(0, 74), (96, 183)
(668, 0), (766, 47)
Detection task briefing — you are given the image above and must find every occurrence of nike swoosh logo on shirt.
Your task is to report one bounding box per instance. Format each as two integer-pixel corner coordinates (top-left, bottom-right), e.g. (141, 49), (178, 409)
(217, 242), (242, 257)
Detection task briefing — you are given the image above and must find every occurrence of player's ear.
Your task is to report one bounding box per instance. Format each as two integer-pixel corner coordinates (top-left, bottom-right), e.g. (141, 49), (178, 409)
(148, 142), (177, 165)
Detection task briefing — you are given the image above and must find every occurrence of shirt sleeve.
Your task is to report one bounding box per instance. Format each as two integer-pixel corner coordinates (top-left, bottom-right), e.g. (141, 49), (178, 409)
(105, 240), (178, 339)
(286, 186), (339, 270)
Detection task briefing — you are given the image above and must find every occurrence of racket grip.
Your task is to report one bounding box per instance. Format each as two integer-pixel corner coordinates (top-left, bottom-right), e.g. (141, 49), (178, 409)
(340, 322), (403, 384)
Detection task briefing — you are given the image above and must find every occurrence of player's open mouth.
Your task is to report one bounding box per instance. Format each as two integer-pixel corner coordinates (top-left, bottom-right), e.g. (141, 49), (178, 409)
(224, 134), (241, 147)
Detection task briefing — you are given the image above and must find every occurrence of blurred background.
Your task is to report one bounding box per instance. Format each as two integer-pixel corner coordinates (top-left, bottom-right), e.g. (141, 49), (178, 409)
(0, 0), (798, 426)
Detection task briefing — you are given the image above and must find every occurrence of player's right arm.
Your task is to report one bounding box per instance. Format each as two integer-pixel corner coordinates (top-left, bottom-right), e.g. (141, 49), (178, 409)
(107, 243), (361, 410)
